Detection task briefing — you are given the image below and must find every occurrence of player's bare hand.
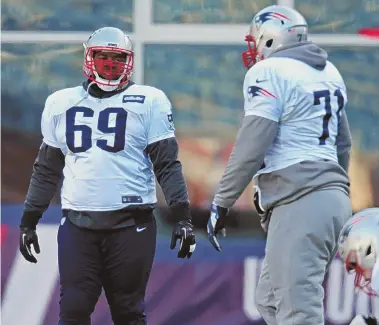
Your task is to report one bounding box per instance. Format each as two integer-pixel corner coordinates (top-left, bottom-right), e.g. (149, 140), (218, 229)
(19, 227), (40, 263)
(170, 220), (196, 259)
(207, 203), (228, 252)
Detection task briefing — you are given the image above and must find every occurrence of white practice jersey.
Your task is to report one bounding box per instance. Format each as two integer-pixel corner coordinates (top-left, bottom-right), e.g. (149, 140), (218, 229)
(41, 84), (176, 211)
(243, 56), (347, 175)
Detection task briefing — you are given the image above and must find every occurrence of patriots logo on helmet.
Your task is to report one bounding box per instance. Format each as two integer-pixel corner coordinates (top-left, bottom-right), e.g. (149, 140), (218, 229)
(339, 216), (365, 244)
(339, 224), (353, 244)
(255, 12), (291, 25)
(248, 86), (276, 99)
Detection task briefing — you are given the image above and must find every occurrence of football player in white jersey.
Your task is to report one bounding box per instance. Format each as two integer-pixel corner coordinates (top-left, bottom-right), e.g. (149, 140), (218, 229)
(207, 5), (353, 325)
(338, 208), (379, 325)
(19, 27), (196, 325)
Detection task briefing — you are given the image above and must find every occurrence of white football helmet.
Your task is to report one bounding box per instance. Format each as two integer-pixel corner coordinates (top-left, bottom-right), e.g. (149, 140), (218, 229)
(242, 5), (308, 69)
(338, 208), (379, 296)
(83, 27), (134, 92)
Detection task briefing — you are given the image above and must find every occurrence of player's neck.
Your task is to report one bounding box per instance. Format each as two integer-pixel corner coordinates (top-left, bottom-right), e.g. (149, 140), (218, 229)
(82, 79), (135, 99)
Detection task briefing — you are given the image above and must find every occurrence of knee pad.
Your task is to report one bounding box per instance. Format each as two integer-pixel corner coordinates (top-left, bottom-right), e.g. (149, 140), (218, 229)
(59, 288), (97, 324)
(255, 286), (276, 321)
(254, 283), (267, 310)
(255, 298), (269, 317)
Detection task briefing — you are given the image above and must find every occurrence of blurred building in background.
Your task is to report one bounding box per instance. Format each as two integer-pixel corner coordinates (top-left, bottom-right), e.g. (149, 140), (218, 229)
(1, 1), (379, 324)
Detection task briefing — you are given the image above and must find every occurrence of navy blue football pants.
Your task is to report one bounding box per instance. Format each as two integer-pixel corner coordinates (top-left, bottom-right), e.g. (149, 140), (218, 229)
(57, 215), (156, 325)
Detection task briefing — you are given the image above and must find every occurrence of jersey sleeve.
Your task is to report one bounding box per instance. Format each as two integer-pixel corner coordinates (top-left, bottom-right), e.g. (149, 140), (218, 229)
(41, 95), (62, 148)
(147, 90), (176, 145)
(243, 64), (283, 122)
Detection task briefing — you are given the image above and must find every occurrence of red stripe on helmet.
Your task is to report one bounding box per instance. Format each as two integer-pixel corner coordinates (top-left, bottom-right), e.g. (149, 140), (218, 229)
(272, 12), (291, 21)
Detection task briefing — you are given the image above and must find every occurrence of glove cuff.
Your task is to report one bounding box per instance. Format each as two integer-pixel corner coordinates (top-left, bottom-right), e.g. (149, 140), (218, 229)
(20, 211), (41, 230)
(365, 317), (378, 325)
(169, 202), (191, 222)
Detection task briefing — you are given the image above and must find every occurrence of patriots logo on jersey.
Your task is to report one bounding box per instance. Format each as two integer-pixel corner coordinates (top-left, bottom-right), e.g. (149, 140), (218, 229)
(255, 12), (291, 25)
(248, 86), (276, 99)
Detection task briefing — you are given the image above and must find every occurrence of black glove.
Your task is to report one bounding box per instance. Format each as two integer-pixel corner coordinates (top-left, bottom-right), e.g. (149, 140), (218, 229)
(350, 315), (378, 325)
(207, 203), (228, 252)
(365, 316), (378, 325)
(19, 227), (40, 263)
(170, 220), (196, 259)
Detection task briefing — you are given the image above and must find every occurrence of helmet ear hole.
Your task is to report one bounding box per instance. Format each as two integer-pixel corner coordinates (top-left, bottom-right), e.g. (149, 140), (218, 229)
(266, 39), (273, 48)
(366, 245), (372, 256)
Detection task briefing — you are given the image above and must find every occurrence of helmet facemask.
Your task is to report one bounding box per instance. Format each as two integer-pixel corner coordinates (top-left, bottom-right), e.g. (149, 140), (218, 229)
(345, 240), (377, 296)
(83, 46), (134, 91)
(242, 34), (265, 69)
